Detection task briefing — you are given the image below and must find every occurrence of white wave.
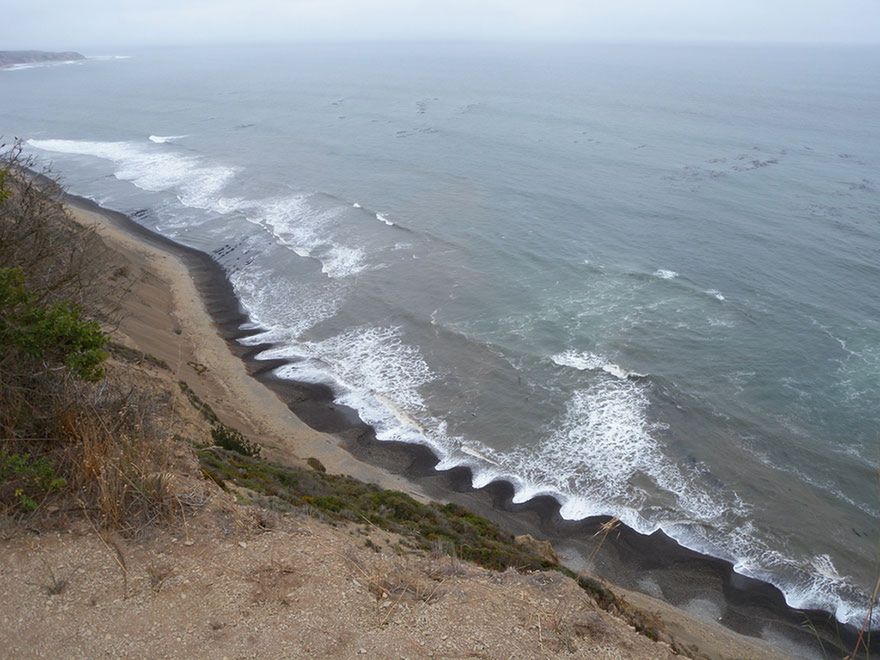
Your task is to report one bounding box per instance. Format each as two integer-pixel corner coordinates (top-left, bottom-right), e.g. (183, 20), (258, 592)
(376, 212), (395, 226)
(301, 326), (433, 410)
(230, 265), (341, 343)
(29, 138), (370, 280)
(725, 524), (878, 628)
(269, 326), (451, 453)
(257, 319), (875, 629)
(706, 289), (725, 301)
(653, 268), (679, 280)
(352, 202), (361, 208)
(3, 59), (83, 71)
(27, 138), (236, 212)
(237, 195), (369, 278)
(468, 379), (728, 530)
(149, 134), (188, 144)
(552, 350), (645, 380)
(321, 244), (368, 278)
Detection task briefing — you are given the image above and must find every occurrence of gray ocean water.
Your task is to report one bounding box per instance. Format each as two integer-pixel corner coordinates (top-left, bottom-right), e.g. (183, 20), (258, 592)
(2, 43), (878, 626)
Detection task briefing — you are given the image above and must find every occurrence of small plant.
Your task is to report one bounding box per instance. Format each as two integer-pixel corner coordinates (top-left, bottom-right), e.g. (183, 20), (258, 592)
(0, 450), (67, 513)
(211, 424), (261, 457)
(178, 381), (219, 423)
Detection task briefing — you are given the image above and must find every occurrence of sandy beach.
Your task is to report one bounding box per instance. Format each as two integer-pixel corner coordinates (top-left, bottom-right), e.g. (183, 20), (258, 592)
(66, 197), (431, 501)
(62, 194), (871, 658)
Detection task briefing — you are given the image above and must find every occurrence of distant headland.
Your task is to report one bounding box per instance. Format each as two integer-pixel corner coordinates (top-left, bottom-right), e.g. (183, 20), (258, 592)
(0, 50), (85, 68)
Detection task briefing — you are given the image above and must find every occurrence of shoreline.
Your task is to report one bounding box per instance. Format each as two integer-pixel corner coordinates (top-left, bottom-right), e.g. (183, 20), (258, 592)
(64, 191), (873, 657)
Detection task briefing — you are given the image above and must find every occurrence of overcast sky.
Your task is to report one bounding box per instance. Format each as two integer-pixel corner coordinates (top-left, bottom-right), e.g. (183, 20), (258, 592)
(6, 0), (880, 50)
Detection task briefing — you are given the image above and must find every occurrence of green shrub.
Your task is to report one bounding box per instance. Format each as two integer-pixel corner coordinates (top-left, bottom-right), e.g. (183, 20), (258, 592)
(196, 447), (555, 572)
(0, 267), (108, 382)
(211, 424), (261, 457)
(0, 450), (67, 513)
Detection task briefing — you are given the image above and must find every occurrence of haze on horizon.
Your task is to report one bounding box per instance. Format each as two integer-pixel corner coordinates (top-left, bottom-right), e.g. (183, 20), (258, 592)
(6, 0), (880, 50)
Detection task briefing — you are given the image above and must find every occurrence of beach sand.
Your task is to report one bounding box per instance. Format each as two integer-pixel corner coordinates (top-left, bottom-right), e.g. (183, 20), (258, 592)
(67, 199), (431, 502)
(63, 196), (861, 659)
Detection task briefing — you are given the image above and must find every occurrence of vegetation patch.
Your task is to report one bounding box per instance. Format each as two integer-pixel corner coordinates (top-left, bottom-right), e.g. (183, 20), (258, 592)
(198, 447), (556, 572)
(196, 445), (686, 653)
(178, 380), (219, 424)
(211, 424), (261, 457)
(0, 450), (67, 513)
(0, 266), (108, 382)
(0, 144), (181, 532)
(108, 341), (170, 371)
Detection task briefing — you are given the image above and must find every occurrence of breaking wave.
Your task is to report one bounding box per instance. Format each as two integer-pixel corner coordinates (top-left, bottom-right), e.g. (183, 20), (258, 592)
(552, 350), (646, 380)
(28, 138), (235, 211)
(149, 134), (188, 144)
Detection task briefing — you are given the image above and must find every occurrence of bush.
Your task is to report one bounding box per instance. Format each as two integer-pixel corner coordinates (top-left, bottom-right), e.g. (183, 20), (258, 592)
(211, 424), (261, 457)
(0, 142), (175, 532)
(0, 267), (108, 382)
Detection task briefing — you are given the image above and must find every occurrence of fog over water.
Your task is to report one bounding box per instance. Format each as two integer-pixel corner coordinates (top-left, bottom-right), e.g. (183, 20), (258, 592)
(5, 0), (880, 49)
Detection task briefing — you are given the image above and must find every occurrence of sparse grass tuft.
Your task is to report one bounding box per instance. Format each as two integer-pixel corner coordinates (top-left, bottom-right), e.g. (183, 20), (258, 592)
(178, 381), (219, 424)
(108, 341), (170, 371)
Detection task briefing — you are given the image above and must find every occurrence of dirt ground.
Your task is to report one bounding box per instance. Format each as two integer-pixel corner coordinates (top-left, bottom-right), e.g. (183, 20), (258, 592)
(1, 500), (684, 659)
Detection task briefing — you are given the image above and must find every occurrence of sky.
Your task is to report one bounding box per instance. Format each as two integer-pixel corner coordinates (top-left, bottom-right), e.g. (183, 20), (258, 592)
(5, 0), (880, 50)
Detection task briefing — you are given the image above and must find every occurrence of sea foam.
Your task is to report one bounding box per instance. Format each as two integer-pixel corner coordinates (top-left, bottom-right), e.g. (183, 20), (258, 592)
(29, 138), (371, 280)
(551, 350), (645, 380)
(28, 138), (236, 212)
(149, 134), (188, 144)
(237, 195), (369, 278)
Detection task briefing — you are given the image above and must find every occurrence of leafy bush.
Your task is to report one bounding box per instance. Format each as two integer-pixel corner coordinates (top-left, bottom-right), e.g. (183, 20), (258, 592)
(0, 267), (108, 382)
(211, 424), (261, 457)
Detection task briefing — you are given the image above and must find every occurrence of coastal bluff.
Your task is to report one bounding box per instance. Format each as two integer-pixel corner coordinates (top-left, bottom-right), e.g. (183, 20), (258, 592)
(0, 50), (85, 67)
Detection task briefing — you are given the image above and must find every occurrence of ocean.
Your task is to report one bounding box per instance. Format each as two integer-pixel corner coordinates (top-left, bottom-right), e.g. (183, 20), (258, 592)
(3, 42), (878, 628)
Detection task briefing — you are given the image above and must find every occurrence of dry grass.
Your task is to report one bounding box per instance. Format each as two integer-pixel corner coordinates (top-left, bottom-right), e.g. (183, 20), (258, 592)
(57, 383), (177, 533)
(0, 363), (190, 535)
(1, 147), (189, 535)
